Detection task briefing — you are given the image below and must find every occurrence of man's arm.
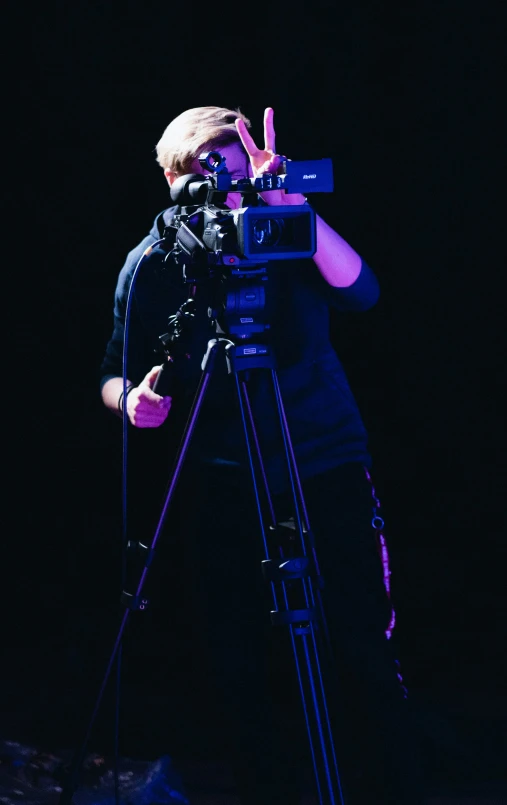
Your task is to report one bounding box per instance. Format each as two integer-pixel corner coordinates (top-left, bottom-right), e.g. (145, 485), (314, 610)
(234, 109), (366, 289)
(101, 376), (135, 419)
(311, 212), (362, 287)
(275, 191), (363, 288)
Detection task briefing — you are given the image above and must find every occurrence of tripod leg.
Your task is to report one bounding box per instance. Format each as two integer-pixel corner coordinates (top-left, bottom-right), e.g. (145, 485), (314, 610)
(233, 369), (346, 805)
(125, 337), (230, 605)
(269, 368), (347, 800)
(58, 339), (225, 805)
(270, 369), (335, 644)
(237, 377), (280, 535)
(240, 367), (334, 656)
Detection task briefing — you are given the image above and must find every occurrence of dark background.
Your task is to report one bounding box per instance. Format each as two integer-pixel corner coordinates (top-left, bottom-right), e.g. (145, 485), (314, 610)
(4, 0), (506, 796)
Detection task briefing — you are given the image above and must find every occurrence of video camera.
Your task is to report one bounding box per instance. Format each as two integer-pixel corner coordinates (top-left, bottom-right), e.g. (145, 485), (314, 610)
(163, 151), (334, 283)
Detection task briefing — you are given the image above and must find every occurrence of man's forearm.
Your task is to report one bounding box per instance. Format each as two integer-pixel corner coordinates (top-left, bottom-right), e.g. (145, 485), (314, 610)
(265, 189), (363, 288)
(101, 376), (134, 418)
(312, 214), (362, 288)
(277, 193), (362, 288)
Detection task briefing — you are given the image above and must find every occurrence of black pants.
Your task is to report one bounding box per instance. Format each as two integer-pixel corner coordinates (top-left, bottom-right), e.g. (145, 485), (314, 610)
(154, 460), (425, 804)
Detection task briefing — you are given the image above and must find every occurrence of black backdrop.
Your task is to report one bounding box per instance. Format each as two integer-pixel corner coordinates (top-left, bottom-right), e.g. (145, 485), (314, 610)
(5, 0), (506, 790)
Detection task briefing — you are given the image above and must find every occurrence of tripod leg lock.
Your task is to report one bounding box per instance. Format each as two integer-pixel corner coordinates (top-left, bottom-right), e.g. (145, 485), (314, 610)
(262, 557), (311, 582)
(120, 591), (149, 611)
(127, 541), (155, 567)
(265, 559), (317, 629)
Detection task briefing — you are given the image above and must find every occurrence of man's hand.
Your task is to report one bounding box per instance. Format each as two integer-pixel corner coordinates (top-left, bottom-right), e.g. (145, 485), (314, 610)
(235, 107), (306, 207)
(125, 365), (172, 428)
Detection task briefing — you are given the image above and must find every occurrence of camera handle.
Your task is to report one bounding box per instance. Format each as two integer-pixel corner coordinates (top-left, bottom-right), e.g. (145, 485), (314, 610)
(59, 342), (346, 805)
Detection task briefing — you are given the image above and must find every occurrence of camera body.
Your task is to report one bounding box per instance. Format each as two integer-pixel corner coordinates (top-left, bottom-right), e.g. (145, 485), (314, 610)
(164, 151), (334, 282)
(160, 152), (334, 342)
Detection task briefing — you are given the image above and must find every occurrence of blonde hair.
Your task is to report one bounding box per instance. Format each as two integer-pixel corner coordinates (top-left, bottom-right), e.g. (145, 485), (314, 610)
(155, 106), (251, 175)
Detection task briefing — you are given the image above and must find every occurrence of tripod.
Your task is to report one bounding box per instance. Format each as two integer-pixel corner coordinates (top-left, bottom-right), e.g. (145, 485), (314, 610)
(59, 280), (347, 805)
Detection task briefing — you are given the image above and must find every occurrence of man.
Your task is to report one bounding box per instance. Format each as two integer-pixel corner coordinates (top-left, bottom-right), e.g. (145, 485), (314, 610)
(100, 105), (424, 804)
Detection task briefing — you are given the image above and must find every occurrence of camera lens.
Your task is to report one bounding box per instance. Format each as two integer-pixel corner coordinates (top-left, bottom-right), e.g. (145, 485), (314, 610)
(251, 218), (284, 246)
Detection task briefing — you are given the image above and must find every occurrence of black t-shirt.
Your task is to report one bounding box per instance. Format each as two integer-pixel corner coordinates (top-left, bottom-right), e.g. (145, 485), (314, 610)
(100, 208), (380, 493)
